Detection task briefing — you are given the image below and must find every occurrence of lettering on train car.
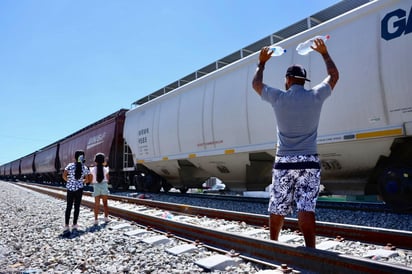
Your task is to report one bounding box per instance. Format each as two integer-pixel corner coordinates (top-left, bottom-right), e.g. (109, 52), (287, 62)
(87, 132), (107, 149)
(138, 128), (149, 145)
(197, 140), (223, 147)
(389, 106), (412, 114)
(320, 159), (342, 171)
(138, 137), (147, 144)
(381, 6), (412, 41)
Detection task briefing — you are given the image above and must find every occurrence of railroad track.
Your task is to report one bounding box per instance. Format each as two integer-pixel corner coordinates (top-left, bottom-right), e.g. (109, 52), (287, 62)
(120, 190), (400, 213)
(19, 183), (412, 273)
(34, 182), (400, 212)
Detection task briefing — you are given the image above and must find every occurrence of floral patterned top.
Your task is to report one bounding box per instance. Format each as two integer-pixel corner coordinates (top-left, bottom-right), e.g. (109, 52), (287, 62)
(64, 163), (90, 191)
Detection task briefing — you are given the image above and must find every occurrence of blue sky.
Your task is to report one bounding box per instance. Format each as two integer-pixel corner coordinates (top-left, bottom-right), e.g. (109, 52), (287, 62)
(0, 0), (340, 165)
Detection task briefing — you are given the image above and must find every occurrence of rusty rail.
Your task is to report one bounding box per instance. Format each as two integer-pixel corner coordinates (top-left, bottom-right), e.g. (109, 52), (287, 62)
(105, 191), (412, 250)
(19, 183), (412, 274)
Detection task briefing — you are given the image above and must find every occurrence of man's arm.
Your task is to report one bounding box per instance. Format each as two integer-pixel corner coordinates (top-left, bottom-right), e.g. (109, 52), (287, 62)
(252, 47), (273, 95)
(312, 39), (339, 90)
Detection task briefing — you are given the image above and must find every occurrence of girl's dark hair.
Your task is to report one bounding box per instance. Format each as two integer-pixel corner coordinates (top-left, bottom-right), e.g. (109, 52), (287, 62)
(74, 150), (85, 180)
(94, 153), (105, 183)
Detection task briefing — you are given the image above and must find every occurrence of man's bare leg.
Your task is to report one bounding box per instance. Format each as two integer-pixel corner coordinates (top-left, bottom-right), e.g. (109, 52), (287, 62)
(298, 211), (316, 248)
(269, 214), (285, 240)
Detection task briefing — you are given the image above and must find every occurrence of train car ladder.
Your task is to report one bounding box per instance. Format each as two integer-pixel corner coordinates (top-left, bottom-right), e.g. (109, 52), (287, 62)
(123, 141), (135, 172)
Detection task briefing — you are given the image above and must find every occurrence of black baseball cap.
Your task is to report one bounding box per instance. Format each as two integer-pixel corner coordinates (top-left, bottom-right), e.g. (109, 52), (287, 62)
(286, 65), (310, 82)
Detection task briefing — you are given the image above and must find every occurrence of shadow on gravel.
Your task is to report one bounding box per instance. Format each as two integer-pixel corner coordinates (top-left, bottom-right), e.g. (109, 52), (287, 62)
(58, 223), (108, 239)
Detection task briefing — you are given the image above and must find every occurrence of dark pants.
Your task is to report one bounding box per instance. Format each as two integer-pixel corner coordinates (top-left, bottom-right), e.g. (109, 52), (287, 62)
(65, 188), (83, 226)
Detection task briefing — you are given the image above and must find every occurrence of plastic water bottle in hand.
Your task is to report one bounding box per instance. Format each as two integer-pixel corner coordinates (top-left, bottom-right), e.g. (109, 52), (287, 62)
(296, 35), (330, 55)
(270, 46), (286, 57)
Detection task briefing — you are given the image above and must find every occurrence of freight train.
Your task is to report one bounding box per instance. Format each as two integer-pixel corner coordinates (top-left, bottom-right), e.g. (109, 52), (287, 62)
(0, 109), (137, 190)
(1, 0), (411, 207)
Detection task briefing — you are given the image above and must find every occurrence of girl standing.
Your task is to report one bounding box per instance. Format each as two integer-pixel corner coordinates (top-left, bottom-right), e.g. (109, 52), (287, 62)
(90, 153), (110, 225)
(62, 150), (92, 234)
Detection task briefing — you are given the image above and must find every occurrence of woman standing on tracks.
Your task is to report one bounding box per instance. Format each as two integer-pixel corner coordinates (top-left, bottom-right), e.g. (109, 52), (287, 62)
(62, 150), (92, 235)
(90, 153), (110, 225)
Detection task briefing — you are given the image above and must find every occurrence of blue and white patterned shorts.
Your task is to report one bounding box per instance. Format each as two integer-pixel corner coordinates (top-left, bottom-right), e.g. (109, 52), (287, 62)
(268, 154), (320, 216)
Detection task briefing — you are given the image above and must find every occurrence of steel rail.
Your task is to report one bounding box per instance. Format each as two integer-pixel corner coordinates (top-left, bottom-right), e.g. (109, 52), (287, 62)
(107, 205), (412, 274)
(105, 192), (412, 250)
(28, 183), (412, 249)
(19, 183), (412, 273)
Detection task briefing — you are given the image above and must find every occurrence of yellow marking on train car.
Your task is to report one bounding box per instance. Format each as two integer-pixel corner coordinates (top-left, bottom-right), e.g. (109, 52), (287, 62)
(162, 157), (169, 161)
(188, 153), (196, 158)
(137, 160), (145, 164)
(356, 128), (403, 139)
(225, 149), (235, 154)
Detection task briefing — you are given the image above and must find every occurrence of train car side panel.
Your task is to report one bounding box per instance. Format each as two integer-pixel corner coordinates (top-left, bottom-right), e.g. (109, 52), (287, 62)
(203, 81), (218, 151)
(212, 68), (250, 150)
(35, 145), (58, 174)
(246, 62), (277, 148)
(84, 121), (116, 167)
(157, 96), (180, 157)
(380, 1), (412, 124)
(124, 105), (157, 161)
(59, 138), (83, 171)
(10, 159), (20, 178)
(20, 153), (35, 176)
(4, 163), (11, 178)
(59, 119), (116, 170)
(178, 84), (206, 153)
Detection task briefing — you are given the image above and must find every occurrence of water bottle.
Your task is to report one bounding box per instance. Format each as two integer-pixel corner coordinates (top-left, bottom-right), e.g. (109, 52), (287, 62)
(162, 211), (173, 219)
(296, 35), (330, 55)
(270, 46), (286, 57)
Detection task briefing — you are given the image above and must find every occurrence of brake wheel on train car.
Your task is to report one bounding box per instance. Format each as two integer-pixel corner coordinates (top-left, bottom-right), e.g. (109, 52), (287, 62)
(378, 165), (412, 210)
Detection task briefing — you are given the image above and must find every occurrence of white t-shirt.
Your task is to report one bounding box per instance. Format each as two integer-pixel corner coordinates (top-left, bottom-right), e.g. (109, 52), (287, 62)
(90, 166), (109, 183)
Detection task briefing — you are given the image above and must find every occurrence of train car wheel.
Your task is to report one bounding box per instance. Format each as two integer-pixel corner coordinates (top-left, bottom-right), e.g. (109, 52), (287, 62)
(133, 174), (143, 192)
(161, 181), (172, 193)
(179, 187), (189, 193)
(110, 179), (119, 191)
(378, 165), (412, 210)
(149, 182), (161, 193)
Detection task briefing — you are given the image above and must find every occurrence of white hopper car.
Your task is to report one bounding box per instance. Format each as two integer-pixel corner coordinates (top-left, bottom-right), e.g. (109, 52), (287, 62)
(124, 0), (412, 207)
